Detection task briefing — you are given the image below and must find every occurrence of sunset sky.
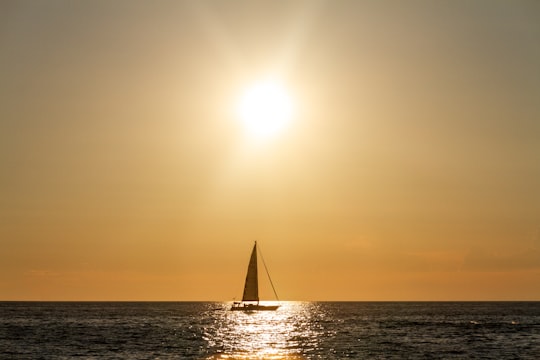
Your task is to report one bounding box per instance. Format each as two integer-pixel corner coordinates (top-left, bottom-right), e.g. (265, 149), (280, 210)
(1, 0), (539, 301)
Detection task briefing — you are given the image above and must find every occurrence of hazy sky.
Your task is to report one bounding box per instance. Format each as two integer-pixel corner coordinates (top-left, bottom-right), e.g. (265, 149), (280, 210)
(1, 0), (539, 300)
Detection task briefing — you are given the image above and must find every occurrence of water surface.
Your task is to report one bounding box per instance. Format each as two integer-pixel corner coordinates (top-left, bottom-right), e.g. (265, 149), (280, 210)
(1, 302), (539, 359)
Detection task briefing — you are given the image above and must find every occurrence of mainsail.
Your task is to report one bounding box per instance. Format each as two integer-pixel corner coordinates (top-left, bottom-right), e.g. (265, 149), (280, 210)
(241, 242), (259, 302)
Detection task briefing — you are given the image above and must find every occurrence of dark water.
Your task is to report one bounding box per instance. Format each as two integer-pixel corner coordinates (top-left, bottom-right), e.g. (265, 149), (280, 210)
(1, 302), (539, 359)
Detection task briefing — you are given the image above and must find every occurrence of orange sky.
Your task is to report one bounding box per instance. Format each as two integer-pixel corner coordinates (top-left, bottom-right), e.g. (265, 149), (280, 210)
(1, 0), (540, 301)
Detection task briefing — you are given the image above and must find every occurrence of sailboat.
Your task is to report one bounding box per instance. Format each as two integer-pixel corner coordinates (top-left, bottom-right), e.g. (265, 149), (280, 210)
(231, 241), (280, 311)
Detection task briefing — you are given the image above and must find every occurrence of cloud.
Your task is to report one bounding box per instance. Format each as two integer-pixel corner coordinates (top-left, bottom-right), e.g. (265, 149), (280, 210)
(462, 242), (540, 272)
(26, 269), (62, 278)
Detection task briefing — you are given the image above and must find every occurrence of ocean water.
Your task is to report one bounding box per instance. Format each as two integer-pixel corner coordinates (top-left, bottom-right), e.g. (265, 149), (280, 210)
(1, 302), (539, 359)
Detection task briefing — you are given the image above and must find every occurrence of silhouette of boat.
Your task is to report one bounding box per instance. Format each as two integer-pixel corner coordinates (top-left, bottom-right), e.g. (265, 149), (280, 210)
(231, 241), (280, 311)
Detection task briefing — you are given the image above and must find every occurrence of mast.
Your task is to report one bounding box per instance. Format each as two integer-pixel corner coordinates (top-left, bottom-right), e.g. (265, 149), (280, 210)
(241, 241), (259, 303)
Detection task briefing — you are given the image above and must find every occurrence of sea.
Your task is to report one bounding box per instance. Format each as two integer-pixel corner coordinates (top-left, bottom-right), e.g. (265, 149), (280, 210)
(1, 301), (539, 359)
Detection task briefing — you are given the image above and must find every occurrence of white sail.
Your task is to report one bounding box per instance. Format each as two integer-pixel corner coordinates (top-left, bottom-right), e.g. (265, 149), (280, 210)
(241, 242), (259, 302)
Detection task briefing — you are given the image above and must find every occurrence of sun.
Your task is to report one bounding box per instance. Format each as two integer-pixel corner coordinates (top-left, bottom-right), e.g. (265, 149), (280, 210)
(236, 80), (294, 139)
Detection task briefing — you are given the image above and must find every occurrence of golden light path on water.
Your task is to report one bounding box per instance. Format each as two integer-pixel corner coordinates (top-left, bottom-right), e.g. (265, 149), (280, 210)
(205, 302), (325, 360)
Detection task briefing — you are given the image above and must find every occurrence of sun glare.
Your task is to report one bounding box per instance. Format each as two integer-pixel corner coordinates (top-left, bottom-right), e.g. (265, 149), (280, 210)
(237, 80), (294, 139)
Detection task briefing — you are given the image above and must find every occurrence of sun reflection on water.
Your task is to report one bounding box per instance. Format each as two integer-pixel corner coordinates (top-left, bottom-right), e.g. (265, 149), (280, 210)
(204, 302), (321, 360)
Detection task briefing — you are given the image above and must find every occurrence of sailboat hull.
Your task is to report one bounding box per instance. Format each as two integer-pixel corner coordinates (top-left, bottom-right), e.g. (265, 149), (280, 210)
(230, 303), (279, 311)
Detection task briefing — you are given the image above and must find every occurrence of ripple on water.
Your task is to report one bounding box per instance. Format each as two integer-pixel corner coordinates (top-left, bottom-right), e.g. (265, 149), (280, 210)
(1, 301), (540, 359)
